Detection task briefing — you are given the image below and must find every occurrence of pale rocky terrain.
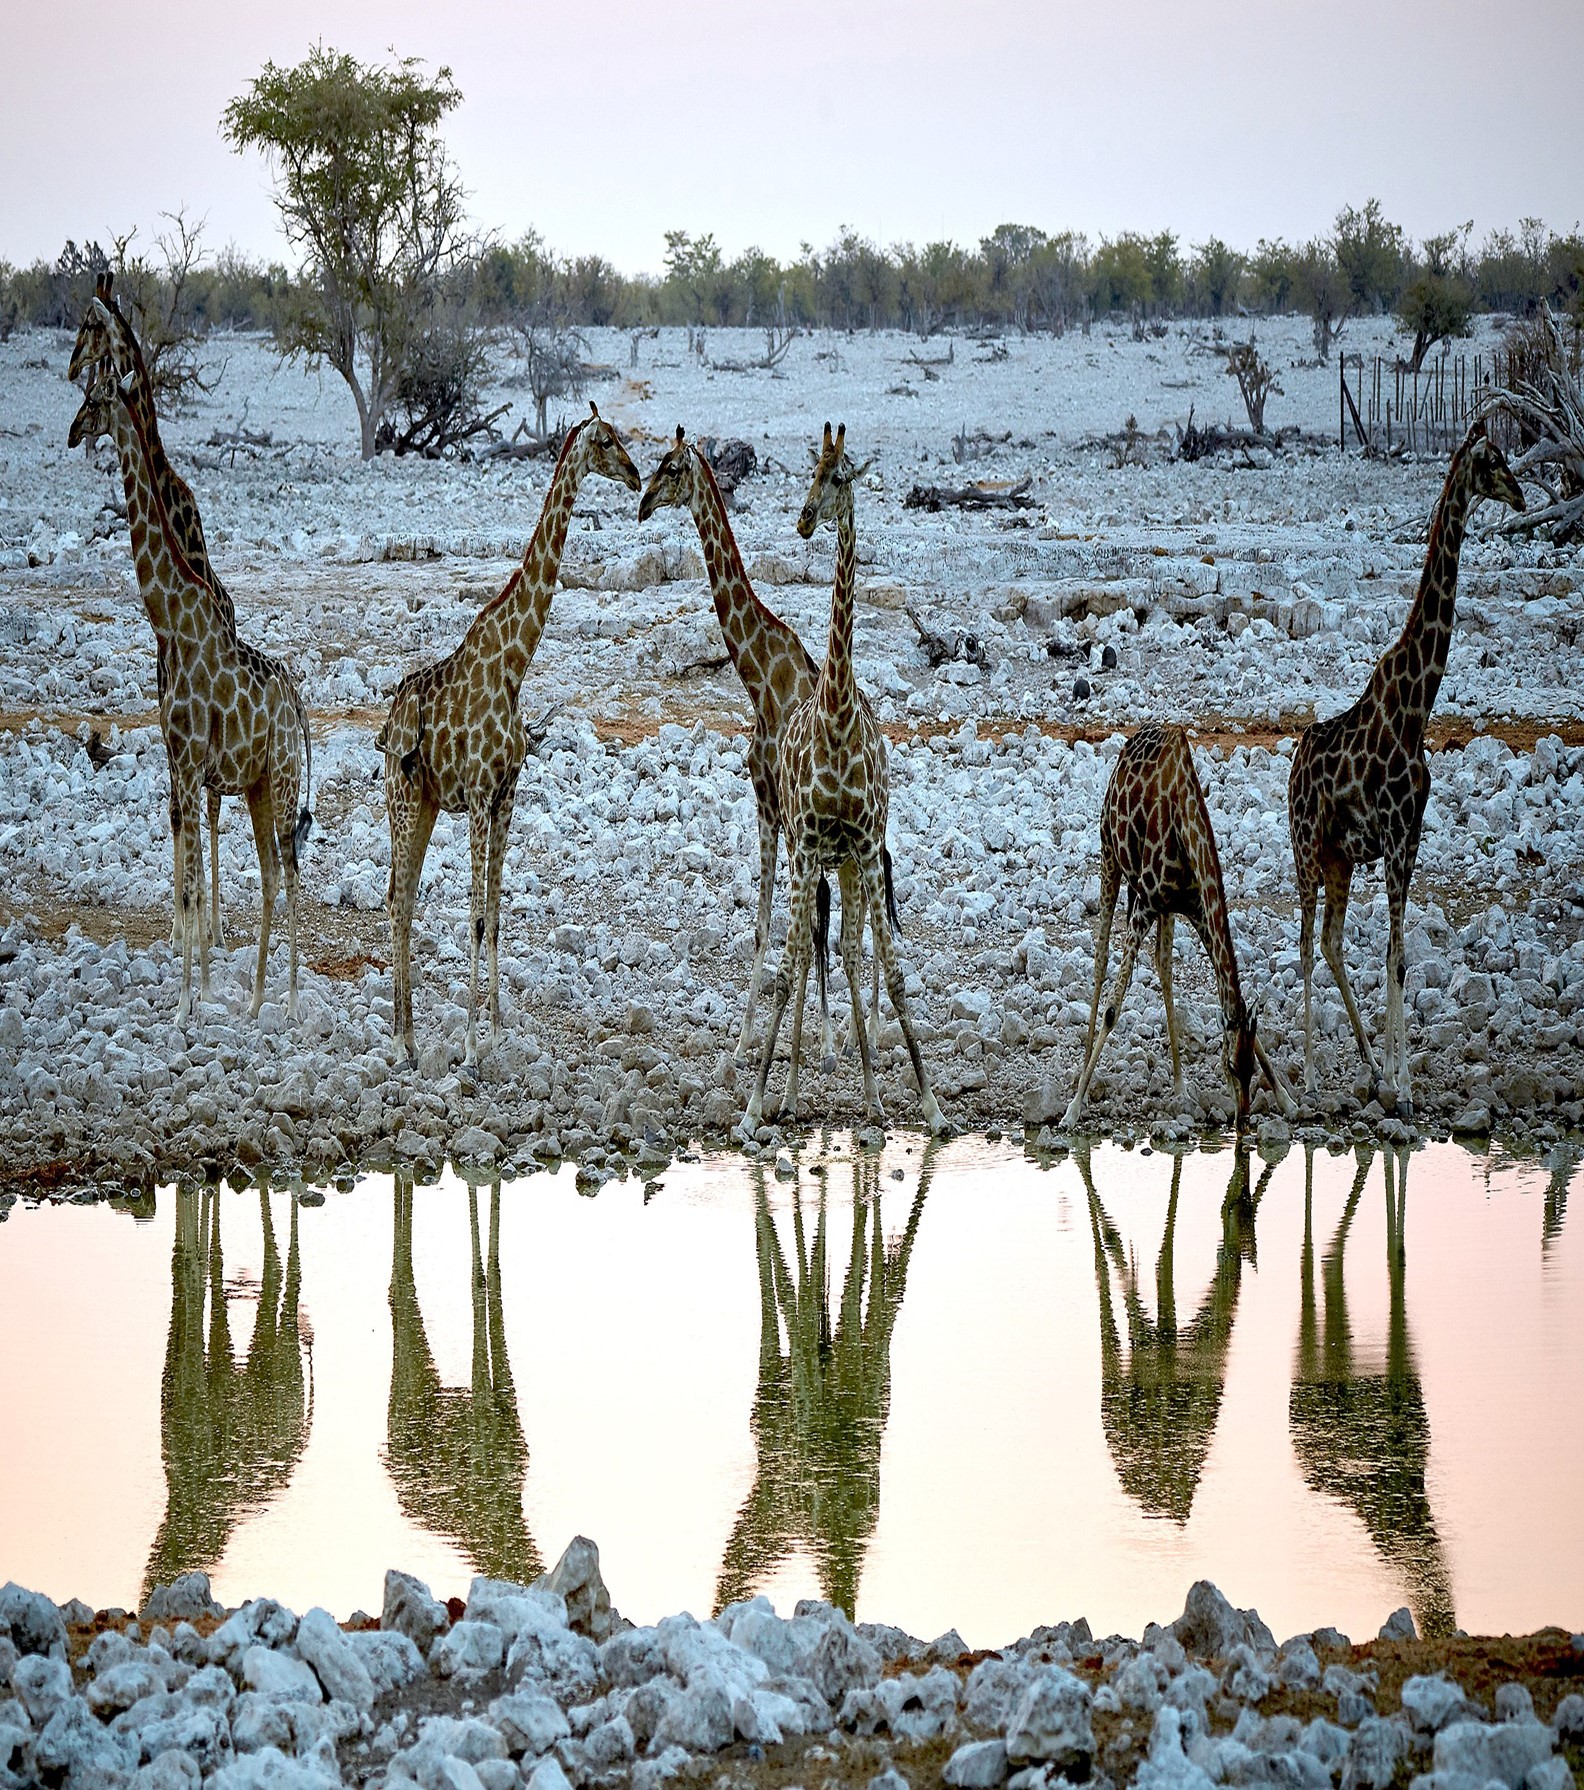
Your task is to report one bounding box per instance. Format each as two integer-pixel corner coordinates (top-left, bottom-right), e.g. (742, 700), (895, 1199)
(0, 317), (1581, 1190)
(2, 1549), (1582, 1790)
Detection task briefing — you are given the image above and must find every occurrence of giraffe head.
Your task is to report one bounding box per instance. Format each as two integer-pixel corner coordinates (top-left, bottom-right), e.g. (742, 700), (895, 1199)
(797, 422), (871, 538)
(68, 274), (136, 388)
(637, 426), (702, 523)
(67, 365), (121, 451)
(569, 402), (641, 493)
(1223, 999), (1260, 1132)
(1458, 420), (1526, 513)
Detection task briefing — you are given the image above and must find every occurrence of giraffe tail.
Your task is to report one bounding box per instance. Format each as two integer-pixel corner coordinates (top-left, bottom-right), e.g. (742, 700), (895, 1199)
(882, 846), (900, 935)
(292, 687), (314, 858)
(815, 874), (832, 1014)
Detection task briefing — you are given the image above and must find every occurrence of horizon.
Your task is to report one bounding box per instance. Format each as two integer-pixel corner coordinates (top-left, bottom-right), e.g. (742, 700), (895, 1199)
(3, 0), (1582, 276)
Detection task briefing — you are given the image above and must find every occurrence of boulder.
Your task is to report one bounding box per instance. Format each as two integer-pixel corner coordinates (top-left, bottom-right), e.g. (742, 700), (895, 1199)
(1004, 1666), (1095, 1775)
(1342, 1716), (1410, 1790)
(240, 1647), (323, 1705)
(431, 1621), (506, 1681)
(1172, 1582), (1274, 1660)
(0, 1583), (68, 1661)
(489, 1690), (570, 1757)
(347, 1629), (424, 1699)
(1379, 1608), (1418, 1642)
(1433, 1720), (1555, 1788)
(944, 1739), (1009, 1787)
(382, 1569), (450, 1653)
(1401, 1675), (1469, 1735)
(538, 1538), (614, 1643)
(143, 1574), (224, 1627)
(294, 1609), (376, 1710)
(653, 1678), (734, 1753)
(807, 1620), (882, 1706)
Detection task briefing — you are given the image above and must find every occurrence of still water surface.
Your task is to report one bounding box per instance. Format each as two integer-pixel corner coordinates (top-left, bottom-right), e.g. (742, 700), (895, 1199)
(1, 1136), (1580, 1646)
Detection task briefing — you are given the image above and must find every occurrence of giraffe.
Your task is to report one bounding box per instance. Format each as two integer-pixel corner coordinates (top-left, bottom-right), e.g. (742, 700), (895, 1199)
(1063, 723), (1294, 1131)
(638, 426), (878, 1065)
(1289, 1143), (1455, 1635)
(69, 372), (310, 1023)
(714, 1145), (934, 1617)
(1081, 1142), (1273, 1523)
(742, 424), (946, 1137)
(1288, 422), (1526, 1113)
(378, 404), (640, 1069)
(69, 277), (312, 952)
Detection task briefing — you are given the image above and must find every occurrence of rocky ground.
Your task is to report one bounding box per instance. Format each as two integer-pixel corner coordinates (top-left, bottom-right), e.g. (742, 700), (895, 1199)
(2, 1545), (1581, 1790)
(1, 318), (1582, 1193)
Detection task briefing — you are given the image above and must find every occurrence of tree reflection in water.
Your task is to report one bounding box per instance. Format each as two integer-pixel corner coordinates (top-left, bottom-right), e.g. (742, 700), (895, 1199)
(714, 1146), (934, 1618)
(385, 1173), (540, 1585)
(145, 1186), (312, 1603)
(1289, 1144), (1455, 1637)
(1082, 1142), (1272, 1524)
(1543, 1142), (1579, 1258)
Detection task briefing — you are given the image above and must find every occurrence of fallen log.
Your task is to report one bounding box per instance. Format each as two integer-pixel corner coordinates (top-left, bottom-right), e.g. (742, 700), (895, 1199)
(903, 476), (1033, 512)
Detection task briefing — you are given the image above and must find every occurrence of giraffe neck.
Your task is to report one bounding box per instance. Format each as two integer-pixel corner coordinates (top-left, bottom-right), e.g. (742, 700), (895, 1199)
(816, 488), (859, 720)
(479, 431), (587, 695)
(120, 352), (236, 637)
(1379, 454), (1474, 741)
(1190, 795), (1248, 1037)
(687, 451), (806, 702)
(106, 392), (206, 647)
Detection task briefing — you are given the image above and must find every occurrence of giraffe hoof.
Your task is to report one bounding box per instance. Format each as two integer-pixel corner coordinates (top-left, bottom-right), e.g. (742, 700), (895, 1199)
(821, 1053), (837, 1077)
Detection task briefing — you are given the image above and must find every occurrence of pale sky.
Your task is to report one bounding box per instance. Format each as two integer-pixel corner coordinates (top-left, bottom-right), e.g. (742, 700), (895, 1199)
(3, 0), (1581, 275)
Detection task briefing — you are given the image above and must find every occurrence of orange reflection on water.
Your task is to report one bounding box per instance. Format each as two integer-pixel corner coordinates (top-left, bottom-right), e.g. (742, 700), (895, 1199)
(0, 1137), (1578, 1644)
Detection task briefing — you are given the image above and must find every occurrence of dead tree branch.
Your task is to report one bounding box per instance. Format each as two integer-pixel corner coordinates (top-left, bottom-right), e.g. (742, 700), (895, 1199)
(903, 475), (1033, 512)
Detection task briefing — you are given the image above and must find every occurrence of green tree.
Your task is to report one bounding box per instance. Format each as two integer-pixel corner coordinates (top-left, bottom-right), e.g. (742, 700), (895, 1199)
(1397, 225), (1473, 373)
(222, 46), (469, 459)
(1334, 198), (1406, 315)
(1189, 237), (1243, 316)
(1293, 239), (1348, 362)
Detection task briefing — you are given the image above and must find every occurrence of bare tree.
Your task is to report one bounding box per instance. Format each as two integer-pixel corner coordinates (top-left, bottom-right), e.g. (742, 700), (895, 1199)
(377, 302), (508, 457)
(514, 323), (590, 444)
(1225, 339), (1282, 435)
(1479, 302), (1584, 543)
(110, 210), (224, 411)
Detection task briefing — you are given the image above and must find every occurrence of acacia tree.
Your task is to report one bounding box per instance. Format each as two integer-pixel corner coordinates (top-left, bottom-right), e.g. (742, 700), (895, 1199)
(223, 47), (469, 459)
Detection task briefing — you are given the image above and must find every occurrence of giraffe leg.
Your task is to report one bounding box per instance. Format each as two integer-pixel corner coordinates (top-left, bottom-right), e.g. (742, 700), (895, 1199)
(734, 811), (778, 1063)
(1297, 868), (1320, 1098)
(867, 897), (881, 1052)
(861, 853), (945, 1135)
(1382, 839), (1417, 1116)
(464, 798), (491, 1072)
(743, 856), (819, 1137)
(245, 786), (279, 1020)
(1083, 847), (1123, 1065)
(171, 771), (204, 1028)
(1155, 912), (1183, 1101)
(785, 956), (808, 1122)
(1063, 910), (1148, 1130)
(1319, 857), (1382, 1090)
(208, 787), (225, 950)
(484, 782), (517, 1053)
(388, 785), (437, 1067)
(840, 862), (881, 1121)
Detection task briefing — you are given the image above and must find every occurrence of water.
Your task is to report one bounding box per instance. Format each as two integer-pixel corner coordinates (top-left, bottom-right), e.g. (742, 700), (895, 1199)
(1, 1135), (1580, 1646)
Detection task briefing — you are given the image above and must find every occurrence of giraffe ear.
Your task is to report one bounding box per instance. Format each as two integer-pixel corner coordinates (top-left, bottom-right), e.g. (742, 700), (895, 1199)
(89, 296), (114, 329)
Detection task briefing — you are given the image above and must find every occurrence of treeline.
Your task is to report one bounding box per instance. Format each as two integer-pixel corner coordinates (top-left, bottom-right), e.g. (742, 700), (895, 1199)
(8, 205), (1583, 342)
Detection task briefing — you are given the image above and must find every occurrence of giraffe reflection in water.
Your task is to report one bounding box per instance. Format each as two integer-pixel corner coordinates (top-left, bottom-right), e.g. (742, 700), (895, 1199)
(1081, 1143), (1272, 1523)
(1542, 1142), (1578, 1258)
(385, 1173), (541, 1584)
(146, 1186), (312, 1603)
(1289, 1144), (1455, 1637)
(715, 1146), (935, 1617)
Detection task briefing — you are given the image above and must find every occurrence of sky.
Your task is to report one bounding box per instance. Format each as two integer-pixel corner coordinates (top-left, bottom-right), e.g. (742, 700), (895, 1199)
(2, 0), (1581, 275)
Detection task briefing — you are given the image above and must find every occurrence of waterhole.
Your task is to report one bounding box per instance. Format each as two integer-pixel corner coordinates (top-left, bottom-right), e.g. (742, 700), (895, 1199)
(1, 1135), (1579, 1644)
